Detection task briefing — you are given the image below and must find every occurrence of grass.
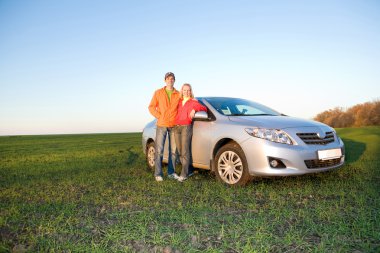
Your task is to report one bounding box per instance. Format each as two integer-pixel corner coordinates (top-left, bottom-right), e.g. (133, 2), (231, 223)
(1, 127), (379, 252)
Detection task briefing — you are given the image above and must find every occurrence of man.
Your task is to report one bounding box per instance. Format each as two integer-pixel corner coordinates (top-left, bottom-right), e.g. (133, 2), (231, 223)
(148, 72), (181, 181)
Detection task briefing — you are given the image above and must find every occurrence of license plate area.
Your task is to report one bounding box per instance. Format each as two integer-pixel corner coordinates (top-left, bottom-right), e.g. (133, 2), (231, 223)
(317, 148), (342, 160)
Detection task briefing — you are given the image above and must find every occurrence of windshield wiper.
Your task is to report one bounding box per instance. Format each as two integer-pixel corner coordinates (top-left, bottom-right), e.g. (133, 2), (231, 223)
(229, 113), (251, 116)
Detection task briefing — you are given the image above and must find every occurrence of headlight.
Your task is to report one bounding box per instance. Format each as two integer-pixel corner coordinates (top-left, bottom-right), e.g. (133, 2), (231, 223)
(245, 128), (293, 145)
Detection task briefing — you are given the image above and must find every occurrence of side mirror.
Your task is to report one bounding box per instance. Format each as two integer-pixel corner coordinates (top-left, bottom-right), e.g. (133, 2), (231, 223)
(194, 111), (208, 120)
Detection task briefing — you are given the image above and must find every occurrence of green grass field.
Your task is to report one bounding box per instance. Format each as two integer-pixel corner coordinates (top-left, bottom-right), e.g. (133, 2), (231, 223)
(1, 127), (379, 252)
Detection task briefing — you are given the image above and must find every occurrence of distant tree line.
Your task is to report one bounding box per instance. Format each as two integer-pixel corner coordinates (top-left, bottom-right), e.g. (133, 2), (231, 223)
(313, 100), (380, 128)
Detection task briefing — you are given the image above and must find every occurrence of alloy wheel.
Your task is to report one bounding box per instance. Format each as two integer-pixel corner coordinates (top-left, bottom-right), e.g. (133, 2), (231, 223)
(217, 150), (243, 184)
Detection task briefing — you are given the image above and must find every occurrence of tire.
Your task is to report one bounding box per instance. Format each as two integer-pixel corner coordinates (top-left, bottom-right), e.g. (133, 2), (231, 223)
(146, 142), (155, 170)
(214, 142), (251, 186)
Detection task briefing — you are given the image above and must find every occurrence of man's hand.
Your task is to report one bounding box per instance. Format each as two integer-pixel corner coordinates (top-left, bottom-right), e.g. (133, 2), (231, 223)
(189, 109), (196, 119)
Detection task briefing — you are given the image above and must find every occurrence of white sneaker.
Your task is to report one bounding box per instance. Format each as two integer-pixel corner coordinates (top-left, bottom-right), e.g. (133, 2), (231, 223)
(155, 176), (163, 182)
(178, 176), (187, 182)
(168, 173), (179, 180)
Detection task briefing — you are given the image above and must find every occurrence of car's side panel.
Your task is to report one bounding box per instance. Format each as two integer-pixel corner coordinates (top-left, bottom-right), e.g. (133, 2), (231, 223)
(142, 120), (156, 155)
(191, 121), (212, 166)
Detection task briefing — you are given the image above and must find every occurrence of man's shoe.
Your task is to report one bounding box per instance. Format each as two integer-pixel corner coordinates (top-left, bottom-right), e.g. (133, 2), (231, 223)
(187, 172), (194, 178)
(178, 176), (187, 182)
(168, 173), (179, 180)
(155, 176), (163, 182)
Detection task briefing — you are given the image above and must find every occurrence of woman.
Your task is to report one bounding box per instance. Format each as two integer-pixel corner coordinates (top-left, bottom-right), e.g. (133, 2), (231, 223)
(174, 83), (207, 182)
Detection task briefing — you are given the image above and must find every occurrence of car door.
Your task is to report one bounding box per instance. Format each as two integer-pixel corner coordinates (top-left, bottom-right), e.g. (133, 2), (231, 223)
(191, 116), (212, 168)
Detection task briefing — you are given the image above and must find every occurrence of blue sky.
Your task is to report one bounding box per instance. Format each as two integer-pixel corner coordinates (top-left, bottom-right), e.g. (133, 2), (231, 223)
(1, 0), (379, 135)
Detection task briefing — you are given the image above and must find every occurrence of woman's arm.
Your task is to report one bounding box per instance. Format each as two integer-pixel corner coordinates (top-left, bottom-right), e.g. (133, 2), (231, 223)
(192, 100), (207, 112)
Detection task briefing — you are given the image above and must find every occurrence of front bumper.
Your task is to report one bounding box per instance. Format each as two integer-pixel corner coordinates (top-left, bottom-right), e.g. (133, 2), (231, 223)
(240, 134), (345, 177)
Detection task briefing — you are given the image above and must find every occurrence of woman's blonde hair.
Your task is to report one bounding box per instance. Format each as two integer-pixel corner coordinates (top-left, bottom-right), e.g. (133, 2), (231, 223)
(180, 83), (194, 98)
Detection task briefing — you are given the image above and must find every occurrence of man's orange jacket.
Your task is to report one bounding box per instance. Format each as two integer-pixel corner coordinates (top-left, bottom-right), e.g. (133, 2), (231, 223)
(148, 86), (180, 127)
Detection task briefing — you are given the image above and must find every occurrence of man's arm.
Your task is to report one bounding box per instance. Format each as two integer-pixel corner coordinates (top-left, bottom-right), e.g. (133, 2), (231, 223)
(148, 91), (161, 119)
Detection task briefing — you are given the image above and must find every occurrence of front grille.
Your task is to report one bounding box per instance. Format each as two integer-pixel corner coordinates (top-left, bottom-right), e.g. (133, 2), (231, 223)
(297, 132), (334, 145)
(305, 158), (341, 169)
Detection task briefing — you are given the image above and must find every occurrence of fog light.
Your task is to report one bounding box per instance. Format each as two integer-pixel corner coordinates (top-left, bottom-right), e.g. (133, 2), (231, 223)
(268, 157), (286, 169)
(270, 160), (278, 167)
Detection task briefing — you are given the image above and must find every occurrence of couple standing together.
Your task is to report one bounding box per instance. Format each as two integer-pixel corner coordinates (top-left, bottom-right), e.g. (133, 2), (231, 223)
(148, 72), (207, 182)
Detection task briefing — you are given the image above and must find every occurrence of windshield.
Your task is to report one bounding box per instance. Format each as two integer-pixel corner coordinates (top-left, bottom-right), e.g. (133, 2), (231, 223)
(205, 97), (281, 116)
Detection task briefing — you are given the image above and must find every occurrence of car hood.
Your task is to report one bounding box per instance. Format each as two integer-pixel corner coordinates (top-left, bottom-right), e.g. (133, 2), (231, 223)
(228, 116), (328, 129)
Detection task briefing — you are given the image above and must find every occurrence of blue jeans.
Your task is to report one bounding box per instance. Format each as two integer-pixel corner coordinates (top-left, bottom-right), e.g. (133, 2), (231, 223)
(174, 125), (193, 177)
(155, 126), (177, 177)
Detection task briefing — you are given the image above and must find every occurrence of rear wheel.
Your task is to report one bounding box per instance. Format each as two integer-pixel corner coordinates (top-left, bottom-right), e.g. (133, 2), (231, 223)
(146, 142), (155, 170)
(214, 142), (251, 186)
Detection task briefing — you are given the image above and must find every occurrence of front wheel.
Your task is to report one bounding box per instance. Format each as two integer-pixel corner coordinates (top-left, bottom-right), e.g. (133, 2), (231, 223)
(146, 142), (155, 170)
(214, 142), (251, 186)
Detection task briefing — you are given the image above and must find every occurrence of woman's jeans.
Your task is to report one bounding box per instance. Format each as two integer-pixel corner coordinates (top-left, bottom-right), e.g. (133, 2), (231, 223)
(174, 124), (193, 177)
(155, 126), (176, 177)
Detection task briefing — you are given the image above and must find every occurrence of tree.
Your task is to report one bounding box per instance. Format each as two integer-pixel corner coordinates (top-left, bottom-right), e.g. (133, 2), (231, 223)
(313, 99), (380, 127)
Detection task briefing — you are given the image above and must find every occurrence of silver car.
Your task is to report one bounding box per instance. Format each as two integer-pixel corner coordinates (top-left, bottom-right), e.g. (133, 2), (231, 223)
(142, 97), (345, 186)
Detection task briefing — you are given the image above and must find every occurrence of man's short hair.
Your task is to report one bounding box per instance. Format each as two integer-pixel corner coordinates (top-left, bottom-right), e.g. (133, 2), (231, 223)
(164, 72), (175, 80)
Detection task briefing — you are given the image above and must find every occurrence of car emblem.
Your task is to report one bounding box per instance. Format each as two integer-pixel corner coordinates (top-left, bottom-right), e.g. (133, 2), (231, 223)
(316, 131), (326, 139)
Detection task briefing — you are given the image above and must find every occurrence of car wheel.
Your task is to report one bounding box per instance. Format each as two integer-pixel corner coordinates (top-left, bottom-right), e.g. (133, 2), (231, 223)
(214, 142), (251, 186)
(146, 142), (155, 170)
